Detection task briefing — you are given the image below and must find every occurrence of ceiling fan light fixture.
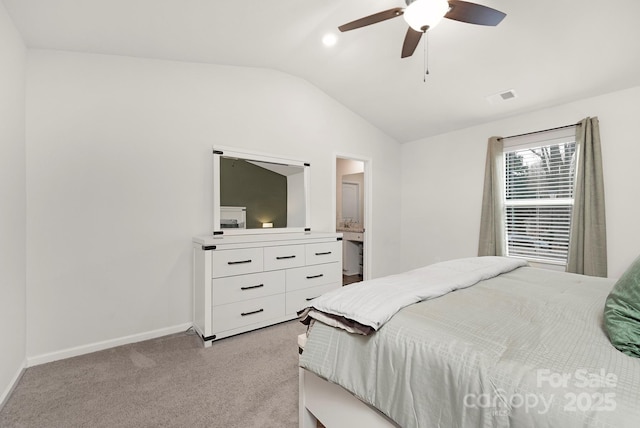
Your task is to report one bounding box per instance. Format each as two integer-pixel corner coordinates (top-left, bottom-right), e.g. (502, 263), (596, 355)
(322, 33), (338, 47)
(403, 0), (450, 32)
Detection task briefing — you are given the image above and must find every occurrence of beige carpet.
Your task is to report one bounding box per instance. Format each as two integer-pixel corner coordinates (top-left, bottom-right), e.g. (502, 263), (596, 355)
(0, 320), (306, 428)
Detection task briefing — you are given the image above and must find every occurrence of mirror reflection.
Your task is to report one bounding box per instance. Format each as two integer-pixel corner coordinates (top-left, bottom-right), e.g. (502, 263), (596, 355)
(219, 156), (306, 230)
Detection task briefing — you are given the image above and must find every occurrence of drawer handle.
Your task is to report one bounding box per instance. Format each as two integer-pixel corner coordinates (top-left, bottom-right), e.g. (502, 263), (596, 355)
(240, 284), (264, 291)
(228, 259), (252, 265)
(306, 274), (324, 279)
(305, 296), (320, 301)
(276, 255), (296, 260)
(315, 251), (332, 256)
(241, 308), (264, 317)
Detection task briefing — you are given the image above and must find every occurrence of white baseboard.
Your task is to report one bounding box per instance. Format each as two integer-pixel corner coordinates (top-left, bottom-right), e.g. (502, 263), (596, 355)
(26, 322), (192, 367)
(0, 360), (26, 411)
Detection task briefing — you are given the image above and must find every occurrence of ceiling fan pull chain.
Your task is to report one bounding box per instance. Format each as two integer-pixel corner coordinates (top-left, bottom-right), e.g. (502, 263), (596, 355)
(423, 31), (430, 82)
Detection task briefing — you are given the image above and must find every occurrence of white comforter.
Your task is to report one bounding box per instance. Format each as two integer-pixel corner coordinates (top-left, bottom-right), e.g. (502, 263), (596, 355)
(298, 256), (527, 334)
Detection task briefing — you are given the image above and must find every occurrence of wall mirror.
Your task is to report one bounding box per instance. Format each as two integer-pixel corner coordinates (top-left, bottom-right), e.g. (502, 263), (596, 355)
(212, 147), (310, 235)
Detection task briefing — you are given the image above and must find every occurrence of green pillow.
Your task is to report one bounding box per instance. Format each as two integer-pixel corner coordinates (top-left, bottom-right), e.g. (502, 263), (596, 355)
(604, 255), (640, 358)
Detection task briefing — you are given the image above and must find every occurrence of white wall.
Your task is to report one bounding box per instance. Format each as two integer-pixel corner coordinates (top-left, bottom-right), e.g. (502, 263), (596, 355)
(0, 2), (27, 407)
(401, 86), (640, 279)
(25, 50), (402, 360)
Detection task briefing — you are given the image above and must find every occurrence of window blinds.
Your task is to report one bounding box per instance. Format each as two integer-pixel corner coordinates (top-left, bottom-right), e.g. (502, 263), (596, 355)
(503, 133), (577, 264)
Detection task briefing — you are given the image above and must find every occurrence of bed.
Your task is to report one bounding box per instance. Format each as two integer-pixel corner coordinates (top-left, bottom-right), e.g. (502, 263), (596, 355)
(297, 257), (640, 428)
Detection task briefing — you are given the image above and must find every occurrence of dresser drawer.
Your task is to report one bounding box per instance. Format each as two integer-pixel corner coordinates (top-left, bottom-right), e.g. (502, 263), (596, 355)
(213, 294), (284, 333)
(263, 244), (305, 271)
(213, 270), (285, 306)
(286, 262), (341, 292)
(212, 248), (264, 278)
(305, 241), (342, 266)
(286, 283), (340, 315)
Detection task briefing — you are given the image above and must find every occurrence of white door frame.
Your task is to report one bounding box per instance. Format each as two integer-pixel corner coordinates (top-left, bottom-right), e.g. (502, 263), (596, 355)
(334, 153), (372, 281)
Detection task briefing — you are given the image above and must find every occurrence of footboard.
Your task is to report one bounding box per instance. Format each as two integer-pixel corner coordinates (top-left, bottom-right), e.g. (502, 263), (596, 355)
(299, 368), (398, 428)
(298, 332), (397, 428)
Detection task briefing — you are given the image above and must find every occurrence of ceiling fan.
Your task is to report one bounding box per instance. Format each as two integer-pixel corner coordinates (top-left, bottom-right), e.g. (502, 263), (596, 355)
(338, 0), (506, 58)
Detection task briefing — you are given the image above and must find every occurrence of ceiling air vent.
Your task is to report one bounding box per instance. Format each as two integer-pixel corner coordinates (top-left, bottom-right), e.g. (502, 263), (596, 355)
(486, 89), (518, 105)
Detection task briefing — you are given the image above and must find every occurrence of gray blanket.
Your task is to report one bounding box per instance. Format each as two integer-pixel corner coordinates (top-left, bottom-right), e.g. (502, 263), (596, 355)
(299, 256), (526, 334)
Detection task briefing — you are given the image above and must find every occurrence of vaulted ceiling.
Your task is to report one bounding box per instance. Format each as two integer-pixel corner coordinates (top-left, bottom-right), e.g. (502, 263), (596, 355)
(5, 0), (640, 142)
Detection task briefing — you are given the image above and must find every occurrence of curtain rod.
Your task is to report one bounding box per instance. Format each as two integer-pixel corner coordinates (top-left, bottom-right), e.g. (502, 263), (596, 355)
(498, 122), (581, 141)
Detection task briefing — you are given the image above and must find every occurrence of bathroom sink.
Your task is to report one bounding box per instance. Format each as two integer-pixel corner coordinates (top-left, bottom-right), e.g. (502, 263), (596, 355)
(336, 226), (364, 233)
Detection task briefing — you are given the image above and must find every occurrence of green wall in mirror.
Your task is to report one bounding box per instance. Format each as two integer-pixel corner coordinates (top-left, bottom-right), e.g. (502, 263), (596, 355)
(220, 158), (287, 229)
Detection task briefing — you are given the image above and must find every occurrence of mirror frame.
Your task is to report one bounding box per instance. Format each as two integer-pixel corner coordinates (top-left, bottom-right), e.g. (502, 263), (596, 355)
(212, 146), (311, 235)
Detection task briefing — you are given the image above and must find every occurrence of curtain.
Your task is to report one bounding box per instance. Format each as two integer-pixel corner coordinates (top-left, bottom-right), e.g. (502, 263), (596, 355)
(478, 137), (505, 256)
(567, 117), (608, 277)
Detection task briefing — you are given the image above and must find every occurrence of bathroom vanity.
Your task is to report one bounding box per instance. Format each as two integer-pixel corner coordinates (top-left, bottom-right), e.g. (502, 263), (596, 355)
(340, 230), (364, 276)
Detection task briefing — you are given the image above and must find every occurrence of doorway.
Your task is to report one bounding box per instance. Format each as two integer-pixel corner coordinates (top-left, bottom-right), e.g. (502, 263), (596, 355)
(335, 156), (370, 285)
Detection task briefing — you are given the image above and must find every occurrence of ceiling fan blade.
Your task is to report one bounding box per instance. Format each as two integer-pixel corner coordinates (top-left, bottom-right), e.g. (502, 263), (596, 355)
(338, 8), (404, 32)
(445, 0), (506, 26)
(401, 27), (423, 58)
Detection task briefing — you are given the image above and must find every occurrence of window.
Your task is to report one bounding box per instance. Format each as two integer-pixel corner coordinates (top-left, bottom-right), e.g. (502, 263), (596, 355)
(503, 128), (578, 264)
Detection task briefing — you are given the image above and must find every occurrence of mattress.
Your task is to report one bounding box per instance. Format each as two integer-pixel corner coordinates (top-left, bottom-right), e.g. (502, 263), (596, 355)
(299, 267), (640, 427)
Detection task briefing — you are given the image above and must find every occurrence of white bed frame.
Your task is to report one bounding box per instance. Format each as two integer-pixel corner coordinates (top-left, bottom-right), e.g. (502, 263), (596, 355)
(298, 334), (398, 428)
(298, 368), (398, 428)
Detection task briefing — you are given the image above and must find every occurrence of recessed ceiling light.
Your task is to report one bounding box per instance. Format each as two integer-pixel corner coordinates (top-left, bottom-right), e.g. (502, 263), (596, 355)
(322, 33), (338, 47)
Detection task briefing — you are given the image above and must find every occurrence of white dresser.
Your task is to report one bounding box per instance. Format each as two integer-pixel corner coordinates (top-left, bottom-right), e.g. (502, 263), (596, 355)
(193, 232), (342, 347)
